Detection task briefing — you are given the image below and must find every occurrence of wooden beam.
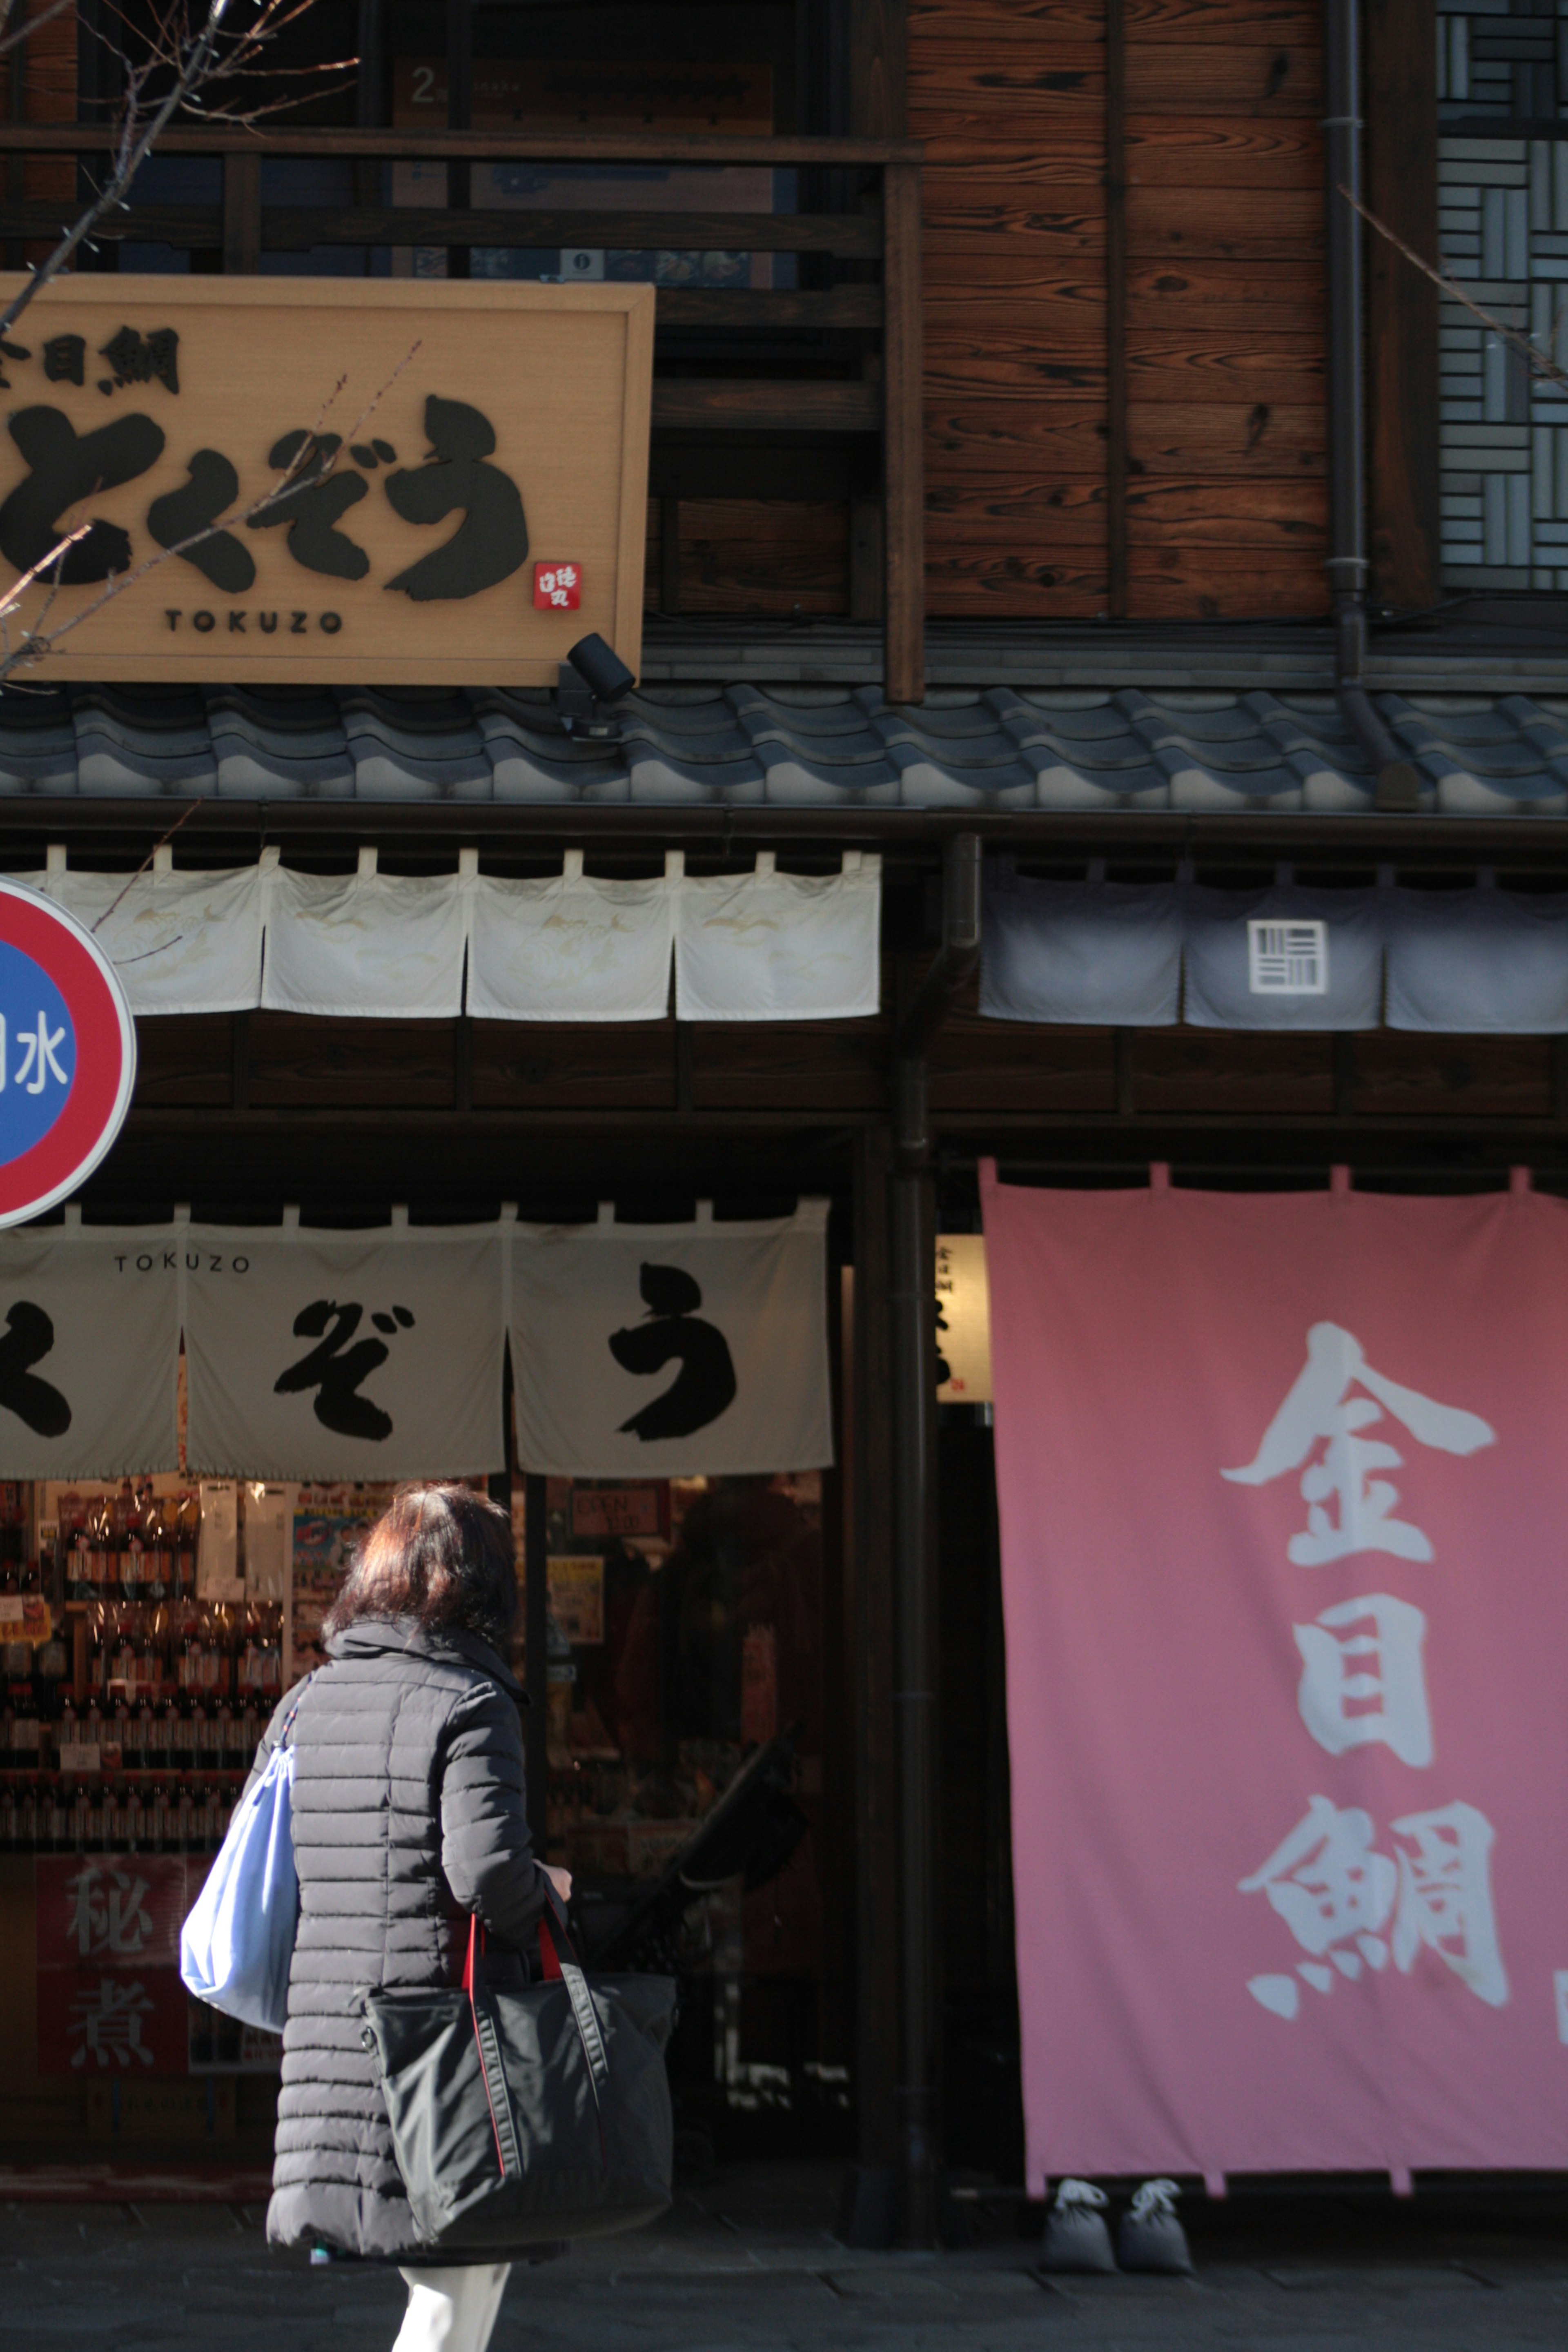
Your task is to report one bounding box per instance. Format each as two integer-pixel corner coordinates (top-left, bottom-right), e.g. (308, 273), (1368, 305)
(882, 157), (926, 704)
(1365, 0), (1440, 608)
(653, 382), (882, 430)
(0, 124), (923, 165)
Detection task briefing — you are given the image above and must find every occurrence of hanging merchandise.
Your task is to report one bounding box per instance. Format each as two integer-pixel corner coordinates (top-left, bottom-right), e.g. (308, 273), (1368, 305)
(184, 1220), (507, 1480)
(0, 1221), (179, 1477)
(981, 1163), (1568, 2184)
(468, 853), (678, 1021)
(510, 1201), (833, 1477)
(260, 853), (470, 1019)
(27, 858), (265, 1015)
(673, 853), (880, 1022)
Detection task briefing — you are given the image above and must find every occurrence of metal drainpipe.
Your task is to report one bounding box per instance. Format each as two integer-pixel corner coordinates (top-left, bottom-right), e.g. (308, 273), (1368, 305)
(889, 833), (982, 2249)
(1324, 0), (1421, 813)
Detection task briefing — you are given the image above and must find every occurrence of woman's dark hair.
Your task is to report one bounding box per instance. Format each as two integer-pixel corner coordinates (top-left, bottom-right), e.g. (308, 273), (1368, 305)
(322, 1483), (517, 1653)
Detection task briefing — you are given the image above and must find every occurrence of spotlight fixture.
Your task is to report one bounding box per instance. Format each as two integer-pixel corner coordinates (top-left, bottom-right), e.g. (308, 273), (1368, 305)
(557, 633), (635, 743)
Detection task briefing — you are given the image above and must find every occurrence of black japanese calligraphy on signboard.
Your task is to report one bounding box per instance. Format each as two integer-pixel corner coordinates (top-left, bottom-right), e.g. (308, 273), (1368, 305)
(249, 432), (372, 583)
(384, 395), (529, 602)
(0, 408), (165, 584)
(610, 1264), (737, 1441)
(274, 1298), (416, 1442)
(98, 327), (180, 397)
(148, 451), (256, 594)
(0, 1300), (71, 1437)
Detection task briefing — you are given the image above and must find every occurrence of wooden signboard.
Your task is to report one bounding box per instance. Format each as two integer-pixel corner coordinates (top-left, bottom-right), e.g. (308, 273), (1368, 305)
(0, 276), (653, 686)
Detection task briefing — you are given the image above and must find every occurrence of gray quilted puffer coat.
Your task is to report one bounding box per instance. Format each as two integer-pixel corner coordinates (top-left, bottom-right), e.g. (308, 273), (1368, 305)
(253, 1614), (549, 2260)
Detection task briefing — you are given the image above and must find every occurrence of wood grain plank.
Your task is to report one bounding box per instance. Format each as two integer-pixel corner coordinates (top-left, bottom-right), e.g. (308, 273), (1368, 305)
(693, 1025), (888, 1111)
(1126, 335), (1324, 401)
(927, 399), (1110, 468)
(131, 1017), (236, 1109)
(922, 550), (1109, 611)
(1125, 119), (1321, 185)
(924, 177), (1105, 234)
(912, 131), (1106, 171)
(1128, 398), (1324, 471)
(924, 291), (1106, 344)
(472, 1022), (676, 1109)
(926, 334), (1106, 394)
(928, 479), (1108, 545)
(679, 502), (850, 615)
(1125, 44), (1321, 108)
(1128, 259), (1324, 334)
(924, 256), (1107, 303)
(929, 1019), (1118, 1112)
(1128, 547), (1330, 615)
(1132, 1031), (1334, 1112)
(1125, 476), (1326, 543)
(1349, 1035), (1552, 1118)
(911, 0), (1317, 42)
(1127, 186), (1323, 256)
(908, 65), (1105, 122)
(250, 1016), (457, 1108)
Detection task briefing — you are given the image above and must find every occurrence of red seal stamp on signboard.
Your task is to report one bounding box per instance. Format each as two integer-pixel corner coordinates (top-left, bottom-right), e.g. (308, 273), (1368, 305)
(0, 878), (136, 1228)
(533, 562), (582, 611)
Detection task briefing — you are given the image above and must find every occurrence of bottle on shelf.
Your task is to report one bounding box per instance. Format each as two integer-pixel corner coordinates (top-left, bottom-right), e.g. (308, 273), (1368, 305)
(174, 1492), (199, 1603)
(147, 1691), (173, 1776)
(3, 1635), (38, 1771)
(85, 1493), (115, 1604)
(139, 1488), (169, 1608)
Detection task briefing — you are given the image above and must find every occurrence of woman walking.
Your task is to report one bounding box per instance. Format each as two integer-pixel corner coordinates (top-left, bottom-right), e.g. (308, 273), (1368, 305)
(249, 1482), (568, 2352)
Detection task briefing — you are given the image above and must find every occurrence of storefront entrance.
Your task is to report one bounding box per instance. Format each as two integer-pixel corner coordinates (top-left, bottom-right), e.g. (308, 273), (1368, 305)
(0, 1117), (862, 2175)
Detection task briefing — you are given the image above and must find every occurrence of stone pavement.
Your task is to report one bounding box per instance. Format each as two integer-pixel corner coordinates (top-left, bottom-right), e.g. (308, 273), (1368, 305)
(0, 2163), (1566, 2352)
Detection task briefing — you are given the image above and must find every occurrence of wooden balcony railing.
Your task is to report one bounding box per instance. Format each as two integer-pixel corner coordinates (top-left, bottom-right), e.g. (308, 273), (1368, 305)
(0, 125), (925, 703)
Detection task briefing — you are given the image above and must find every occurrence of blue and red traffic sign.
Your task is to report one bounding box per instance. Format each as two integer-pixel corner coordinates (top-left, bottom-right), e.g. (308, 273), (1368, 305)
(0, 876), (136, 1227)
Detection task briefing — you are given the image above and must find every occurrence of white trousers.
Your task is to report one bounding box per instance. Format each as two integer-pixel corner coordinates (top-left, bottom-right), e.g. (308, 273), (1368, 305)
(392, 2264), (512, 2352)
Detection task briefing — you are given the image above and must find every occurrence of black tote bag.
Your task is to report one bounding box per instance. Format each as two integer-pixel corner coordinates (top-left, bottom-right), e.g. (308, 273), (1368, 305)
(354, 1904), (676, 2251)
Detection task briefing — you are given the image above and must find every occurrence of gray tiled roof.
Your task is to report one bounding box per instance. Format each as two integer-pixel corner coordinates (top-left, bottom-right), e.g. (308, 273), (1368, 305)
(4, 682), (1568, 813)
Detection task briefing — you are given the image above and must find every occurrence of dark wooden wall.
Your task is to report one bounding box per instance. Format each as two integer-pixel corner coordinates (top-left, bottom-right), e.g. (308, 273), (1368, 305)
(911, 0), (1330, 620)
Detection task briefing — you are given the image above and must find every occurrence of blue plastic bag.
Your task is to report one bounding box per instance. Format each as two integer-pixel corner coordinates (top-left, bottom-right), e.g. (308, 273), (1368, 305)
(180, 1694), (303, 2031)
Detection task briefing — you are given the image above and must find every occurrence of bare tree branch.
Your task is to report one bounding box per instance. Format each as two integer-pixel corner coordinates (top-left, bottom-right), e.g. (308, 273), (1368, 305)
(0, 0), (353, 347)
(89, 797), (205, 931)
(1343, 184), (1568, 399)
(0, 342), (420, 684)
(0, 0), (81, 65)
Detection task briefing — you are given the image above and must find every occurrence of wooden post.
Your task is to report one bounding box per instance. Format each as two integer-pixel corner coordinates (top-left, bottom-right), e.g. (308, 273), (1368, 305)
(882, 158), (924, 706)
(222, 150), (261, 273)
(1366, 0), (1440, 608)
(1105, 0), (1129, 620)
(849, 1123), (900, 2184)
